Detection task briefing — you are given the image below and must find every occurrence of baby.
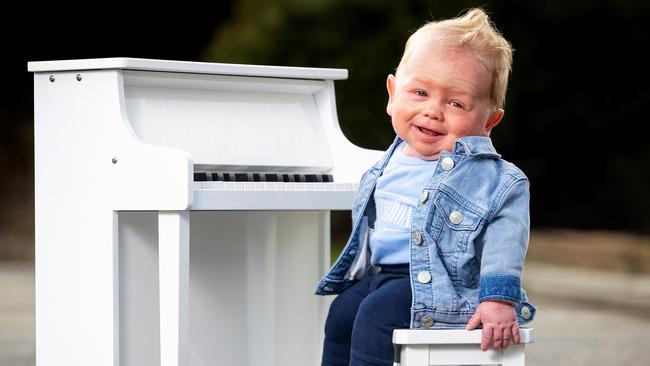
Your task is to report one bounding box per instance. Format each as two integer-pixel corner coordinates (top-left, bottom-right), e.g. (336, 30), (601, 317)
(315, 8), (536, 366)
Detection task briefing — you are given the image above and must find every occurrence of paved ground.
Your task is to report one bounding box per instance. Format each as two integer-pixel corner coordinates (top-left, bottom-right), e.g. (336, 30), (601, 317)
(522, 262), (650, 365)
(0, 262), (34, 366)
(2, 260), (650, 365)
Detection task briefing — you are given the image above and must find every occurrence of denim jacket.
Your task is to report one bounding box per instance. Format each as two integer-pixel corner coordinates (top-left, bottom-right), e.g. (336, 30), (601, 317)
(315, 135), (536, 329)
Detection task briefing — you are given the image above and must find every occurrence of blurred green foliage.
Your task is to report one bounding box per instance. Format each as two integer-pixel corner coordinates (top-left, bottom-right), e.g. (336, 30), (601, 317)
(201, 0), (650, 233)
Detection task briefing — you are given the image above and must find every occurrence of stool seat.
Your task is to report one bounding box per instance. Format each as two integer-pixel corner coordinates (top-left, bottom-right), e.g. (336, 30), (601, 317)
(393, 328), (534, 366)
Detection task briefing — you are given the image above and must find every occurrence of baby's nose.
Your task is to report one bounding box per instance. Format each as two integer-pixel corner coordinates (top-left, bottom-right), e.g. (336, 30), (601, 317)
(423, 100), (443, 120)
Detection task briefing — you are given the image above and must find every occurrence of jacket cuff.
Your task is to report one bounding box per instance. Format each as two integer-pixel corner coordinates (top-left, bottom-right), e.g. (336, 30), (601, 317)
(479, 274), (521, 303)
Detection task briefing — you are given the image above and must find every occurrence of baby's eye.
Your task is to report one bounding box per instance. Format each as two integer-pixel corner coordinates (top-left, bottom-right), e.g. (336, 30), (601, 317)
(449, 100), (464, 108)
(414, 90), (428, 97)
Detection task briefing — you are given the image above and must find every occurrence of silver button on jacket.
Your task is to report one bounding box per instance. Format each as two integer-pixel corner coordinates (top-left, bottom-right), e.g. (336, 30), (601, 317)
(441, 157), (455, 171)
(417, 271), (432, 284)
(449, 210), (463, 225)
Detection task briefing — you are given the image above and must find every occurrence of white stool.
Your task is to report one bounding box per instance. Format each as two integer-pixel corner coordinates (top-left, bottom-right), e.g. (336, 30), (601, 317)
(393, 328), (534, 366)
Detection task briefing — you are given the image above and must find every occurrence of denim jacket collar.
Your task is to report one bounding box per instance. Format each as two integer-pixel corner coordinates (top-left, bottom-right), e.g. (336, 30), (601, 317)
(376, 135), (501, 169)
(452, 136), (501, 159)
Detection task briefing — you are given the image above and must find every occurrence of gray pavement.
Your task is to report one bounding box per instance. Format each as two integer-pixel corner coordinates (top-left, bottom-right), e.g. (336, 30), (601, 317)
(0, 262), (34, 366)
(523, 263), (650, 365)
(2, 261), (650, 365)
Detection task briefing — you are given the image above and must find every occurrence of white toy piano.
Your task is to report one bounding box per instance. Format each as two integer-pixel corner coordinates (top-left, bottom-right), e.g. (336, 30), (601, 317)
(28, 58), (382, 366)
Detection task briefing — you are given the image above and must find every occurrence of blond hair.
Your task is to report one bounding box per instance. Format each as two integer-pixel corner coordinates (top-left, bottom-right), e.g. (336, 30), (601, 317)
(397, 8), (513, 109)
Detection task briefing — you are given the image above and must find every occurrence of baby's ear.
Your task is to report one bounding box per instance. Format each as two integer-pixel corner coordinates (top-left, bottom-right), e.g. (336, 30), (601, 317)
(484, 109), (504, 136)
(386, 74), (396, 116)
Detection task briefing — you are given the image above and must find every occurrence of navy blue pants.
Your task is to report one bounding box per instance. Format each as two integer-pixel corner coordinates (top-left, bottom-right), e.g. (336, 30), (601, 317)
(321, 264), (412, 366)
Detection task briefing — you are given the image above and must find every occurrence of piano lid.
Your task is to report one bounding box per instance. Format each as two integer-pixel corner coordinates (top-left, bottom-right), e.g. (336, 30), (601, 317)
(27, 57), (348, 80)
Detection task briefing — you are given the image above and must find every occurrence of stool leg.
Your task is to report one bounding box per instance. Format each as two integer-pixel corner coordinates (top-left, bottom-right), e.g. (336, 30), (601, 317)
(502, 344), (525, 366)
(400, 345), (429, 366)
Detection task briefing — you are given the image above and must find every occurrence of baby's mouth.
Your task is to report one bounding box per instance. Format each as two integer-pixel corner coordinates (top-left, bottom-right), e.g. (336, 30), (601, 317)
(417, 126), (441, 136)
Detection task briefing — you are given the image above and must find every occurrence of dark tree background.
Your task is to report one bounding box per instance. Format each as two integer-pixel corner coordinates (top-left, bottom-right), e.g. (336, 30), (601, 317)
(2, 0), (649, 259)
(201, 0), (650, 234)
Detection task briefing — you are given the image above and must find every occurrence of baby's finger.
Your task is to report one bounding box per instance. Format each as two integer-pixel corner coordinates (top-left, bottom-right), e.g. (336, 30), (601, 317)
(512, 322), (521, 344)
(481, 326), (493, 351)
(492, 327), (503, 350)
(502, 327), (513, 349)
(466, 311), (481, 330)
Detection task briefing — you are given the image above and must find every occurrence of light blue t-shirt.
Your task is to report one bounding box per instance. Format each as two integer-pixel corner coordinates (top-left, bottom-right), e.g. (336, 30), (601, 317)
(370, 142), (438, 265)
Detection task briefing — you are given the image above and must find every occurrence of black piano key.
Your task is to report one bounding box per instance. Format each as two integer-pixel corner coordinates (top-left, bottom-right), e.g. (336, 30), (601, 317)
(206, 172), (333, 183)
(265, 173), (279, 182)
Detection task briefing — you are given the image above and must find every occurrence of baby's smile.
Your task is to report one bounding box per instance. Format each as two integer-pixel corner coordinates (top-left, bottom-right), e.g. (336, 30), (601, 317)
(416, 125), (442, 136)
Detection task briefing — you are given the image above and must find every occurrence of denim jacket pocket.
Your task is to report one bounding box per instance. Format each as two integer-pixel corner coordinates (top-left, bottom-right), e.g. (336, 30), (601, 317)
(428, 190), (486, 255)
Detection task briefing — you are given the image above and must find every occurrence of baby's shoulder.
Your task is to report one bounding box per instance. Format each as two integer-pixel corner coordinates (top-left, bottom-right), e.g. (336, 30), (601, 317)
(491, 157), (528, 181)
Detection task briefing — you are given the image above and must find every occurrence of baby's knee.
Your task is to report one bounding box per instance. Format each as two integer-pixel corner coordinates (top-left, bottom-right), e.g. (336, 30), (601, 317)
(324, 296), (360, 340)
(354, 293), (411, 333)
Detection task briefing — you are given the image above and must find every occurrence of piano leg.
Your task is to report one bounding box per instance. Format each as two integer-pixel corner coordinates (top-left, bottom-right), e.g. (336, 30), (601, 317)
(158, 211), (190, 366)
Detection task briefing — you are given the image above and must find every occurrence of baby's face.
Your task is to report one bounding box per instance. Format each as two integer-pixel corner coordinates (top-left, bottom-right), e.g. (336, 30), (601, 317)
(386, 43), (503, 160)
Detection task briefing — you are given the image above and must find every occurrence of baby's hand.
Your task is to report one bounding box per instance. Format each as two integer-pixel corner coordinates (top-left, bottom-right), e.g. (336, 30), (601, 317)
(465, 300), (520, 351)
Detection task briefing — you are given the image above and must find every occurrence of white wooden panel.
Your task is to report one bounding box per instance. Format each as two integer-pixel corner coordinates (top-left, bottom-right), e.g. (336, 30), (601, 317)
(158, 211), (190, 366)
(189, 211), (328, 366)
(428, 345), (501, 365)
(314, 80), (384, 182)
(502, 344), (526, 366)
(401, 345), (429, 366)
(34, 70), (122, 366)
(124, 78), (333, 170)
(393, 329), (534, 345)
(118, 212), (160, 366)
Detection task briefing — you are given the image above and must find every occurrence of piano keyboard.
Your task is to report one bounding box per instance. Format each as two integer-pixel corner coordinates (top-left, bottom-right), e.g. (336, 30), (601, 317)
(193, 171), (356, 192)
(194, 180), (357, 192)
(192, 171), (357, 210)
(192, 179), (358, 210)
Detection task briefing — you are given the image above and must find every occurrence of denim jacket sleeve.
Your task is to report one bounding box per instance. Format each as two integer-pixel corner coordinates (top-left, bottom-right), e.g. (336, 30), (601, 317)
(476, 177), (530, 304)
